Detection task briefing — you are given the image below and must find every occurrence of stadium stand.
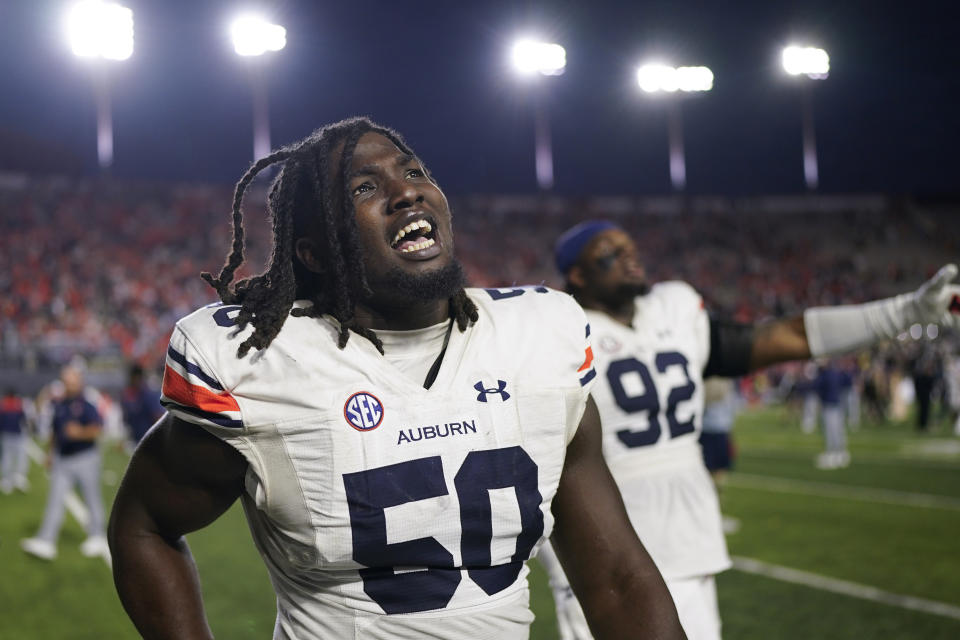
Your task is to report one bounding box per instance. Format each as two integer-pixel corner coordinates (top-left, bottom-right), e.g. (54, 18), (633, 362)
(1, 176), (958, 399)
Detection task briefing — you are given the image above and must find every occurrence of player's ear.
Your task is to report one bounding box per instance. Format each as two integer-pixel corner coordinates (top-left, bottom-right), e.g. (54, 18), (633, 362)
(295, 238), (324, 274)
(567, 265), (586, 290)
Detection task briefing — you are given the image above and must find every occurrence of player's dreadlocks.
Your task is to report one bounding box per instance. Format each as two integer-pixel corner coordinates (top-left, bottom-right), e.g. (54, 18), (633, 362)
(201, 116), (478, 358)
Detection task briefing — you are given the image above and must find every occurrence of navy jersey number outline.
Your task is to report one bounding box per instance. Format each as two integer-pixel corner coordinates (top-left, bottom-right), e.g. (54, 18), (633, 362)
(342, 446), (543, 614)
(607, 351), (696, 448)
(213, 305), (241, 327)
(484, 286), (549, 300)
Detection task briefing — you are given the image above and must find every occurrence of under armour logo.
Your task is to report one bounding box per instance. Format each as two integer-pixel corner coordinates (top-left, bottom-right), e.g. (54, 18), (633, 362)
(950, 294), (960, 315)
(474, 380), (510, 402)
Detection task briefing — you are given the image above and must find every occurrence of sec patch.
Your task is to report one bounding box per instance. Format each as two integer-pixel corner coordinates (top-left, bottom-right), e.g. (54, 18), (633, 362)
(344, 391), (385, 432)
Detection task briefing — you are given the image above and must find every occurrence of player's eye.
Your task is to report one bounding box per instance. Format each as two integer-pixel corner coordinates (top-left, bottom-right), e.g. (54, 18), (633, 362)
(352, 182), (374, 197)
(594, 249), (623, 271)
(406, 168), (425, 179)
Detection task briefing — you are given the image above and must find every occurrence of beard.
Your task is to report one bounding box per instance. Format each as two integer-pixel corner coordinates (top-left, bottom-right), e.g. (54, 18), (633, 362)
(619, 281), (651, 298)
(365, 259), (467, 306)
(593, 280), (650, 309)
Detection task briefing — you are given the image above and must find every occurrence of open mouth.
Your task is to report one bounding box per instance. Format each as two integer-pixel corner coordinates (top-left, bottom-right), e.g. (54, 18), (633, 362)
(390, 218), (437, 254)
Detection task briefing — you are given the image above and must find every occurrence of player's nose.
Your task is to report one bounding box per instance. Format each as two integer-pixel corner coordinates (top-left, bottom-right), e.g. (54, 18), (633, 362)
(388, 179), (424, 213)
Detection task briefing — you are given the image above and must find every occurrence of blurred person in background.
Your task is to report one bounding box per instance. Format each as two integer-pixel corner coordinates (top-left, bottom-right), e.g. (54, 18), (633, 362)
(700, 377), (739, 486)
(799, 362), (820, 434)
(940, 340), (960, 435)
(842, 356), (862, 430)
(814, 358), (852, 469)
(861, 354), (889, 423)
(539, 220), (960, 640)
(910, 343), (940, 432)
(0, 387), (30, 494)
(699, 377), (740, 534)
(119, 363), (162, 450)
(20, 364), (109, 562)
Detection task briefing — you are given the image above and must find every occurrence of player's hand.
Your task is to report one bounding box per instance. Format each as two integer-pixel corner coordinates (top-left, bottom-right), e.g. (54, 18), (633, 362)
(64, 421), (84, 439)
(912, 264), (960, 328)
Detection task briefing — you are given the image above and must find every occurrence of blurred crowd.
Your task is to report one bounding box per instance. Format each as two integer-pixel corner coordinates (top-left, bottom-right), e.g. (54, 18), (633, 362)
(1, 177), (959, 432)
(0, 178), (251, 369)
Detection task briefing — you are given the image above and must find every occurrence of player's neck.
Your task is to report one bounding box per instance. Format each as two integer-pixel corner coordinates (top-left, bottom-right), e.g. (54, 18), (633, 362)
(353, 298), (450, 331)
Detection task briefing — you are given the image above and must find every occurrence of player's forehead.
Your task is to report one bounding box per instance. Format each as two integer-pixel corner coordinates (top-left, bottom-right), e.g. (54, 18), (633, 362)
(350, 132), (417, 171)
(582, 228), (635, 259)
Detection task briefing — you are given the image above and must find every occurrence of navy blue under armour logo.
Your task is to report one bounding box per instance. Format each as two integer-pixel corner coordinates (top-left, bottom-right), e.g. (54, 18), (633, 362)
(474, 380), (510, 402)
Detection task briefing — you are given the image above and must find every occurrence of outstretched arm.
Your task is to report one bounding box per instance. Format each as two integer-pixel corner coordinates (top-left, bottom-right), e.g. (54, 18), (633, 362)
(108, 413), (247, 640)
(551, 397), (685, 640)
(726, 264), (960, 374)
(748, 315), (810, 370)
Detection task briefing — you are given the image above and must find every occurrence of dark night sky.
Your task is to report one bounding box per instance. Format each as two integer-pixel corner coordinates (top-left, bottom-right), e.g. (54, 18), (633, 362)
(1, 0), (957, 194)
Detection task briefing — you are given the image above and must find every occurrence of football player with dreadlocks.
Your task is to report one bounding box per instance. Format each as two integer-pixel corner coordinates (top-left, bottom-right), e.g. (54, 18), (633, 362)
(108, 119), (685, 640)
(539, 220), (960, 640)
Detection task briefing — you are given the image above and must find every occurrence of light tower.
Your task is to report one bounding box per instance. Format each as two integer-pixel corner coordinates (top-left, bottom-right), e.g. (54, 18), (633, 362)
(65, 0), (134, 170)
(636, 63), (713, 191)
(510, 39), (567, 191)
(230, 14), (287, 162)
(781, 45), (830, 190)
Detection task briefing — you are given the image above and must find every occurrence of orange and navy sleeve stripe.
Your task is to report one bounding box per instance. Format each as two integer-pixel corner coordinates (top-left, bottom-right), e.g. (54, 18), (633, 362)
(578, 324), (596, 387)
(161, 343), (242, 429)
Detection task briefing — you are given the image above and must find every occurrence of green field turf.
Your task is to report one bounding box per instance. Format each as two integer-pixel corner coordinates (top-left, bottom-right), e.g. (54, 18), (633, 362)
(2, 405), (958, 638)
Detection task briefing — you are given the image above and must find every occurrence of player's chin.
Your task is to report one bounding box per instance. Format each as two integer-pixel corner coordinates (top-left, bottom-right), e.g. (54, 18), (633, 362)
(618, 280), (651, 298)
(372, 258), (465, 303)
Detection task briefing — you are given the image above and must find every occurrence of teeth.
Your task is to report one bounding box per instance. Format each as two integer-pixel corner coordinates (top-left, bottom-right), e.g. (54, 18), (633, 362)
(392, 219), (433, 247)
(400, 237), (436, 253)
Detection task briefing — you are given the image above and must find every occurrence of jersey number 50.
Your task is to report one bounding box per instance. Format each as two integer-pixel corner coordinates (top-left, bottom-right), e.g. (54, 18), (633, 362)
(607, 352), (696, 447)
(342, 446), (543, 614)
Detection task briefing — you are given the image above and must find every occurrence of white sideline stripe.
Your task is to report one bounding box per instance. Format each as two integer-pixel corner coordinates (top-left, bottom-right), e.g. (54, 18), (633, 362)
(24, 439), (92, 529)
(727, 472), (960, 511)
(744, 448), (959, 470)
(732, 556), (960, 621)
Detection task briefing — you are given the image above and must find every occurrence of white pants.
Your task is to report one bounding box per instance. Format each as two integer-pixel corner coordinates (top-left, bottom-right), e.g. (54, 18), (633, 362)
(667, 575), (721, 640)
(36, 448), (105, 543)
(540, 542), (721, 640)
(801, 394), (819, 434)
(1, 432), (29, 486)
(822, 405), (847, 453)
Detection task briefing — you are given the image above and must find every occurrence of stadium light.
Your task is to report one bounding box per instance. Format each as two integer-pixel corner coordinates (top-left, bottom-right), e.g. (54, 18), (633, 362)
(230, 15), (287, 57)
(637, 64), (713, 93)
(230, 15), (287, 162)
(66, 1), (134, 61)
(510, 38), (565, 190)
(511, 39), (566, 76)
(636, 62), (714, 191)
(64, 1), (134, 171)
(782, 45), (830, 79)
(781, 45), (829, 190)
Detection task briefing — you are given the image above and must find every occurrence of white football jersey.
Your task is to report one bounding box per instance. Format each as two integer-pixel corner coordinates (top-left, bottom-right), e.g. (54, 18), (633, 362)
(161, 287), (595, 640)
(584, 281), (730, 579)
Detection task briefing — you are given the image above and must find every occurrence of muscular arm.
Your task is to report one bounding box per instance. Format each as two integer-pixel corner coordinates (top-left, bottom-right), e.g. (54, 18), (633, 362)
(748, 316), (811, 371)
(741, 264), (960, 372)
(550, 397), (685, 640)
(703, 317), (812, 378)
(108, 413), (247, 640)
